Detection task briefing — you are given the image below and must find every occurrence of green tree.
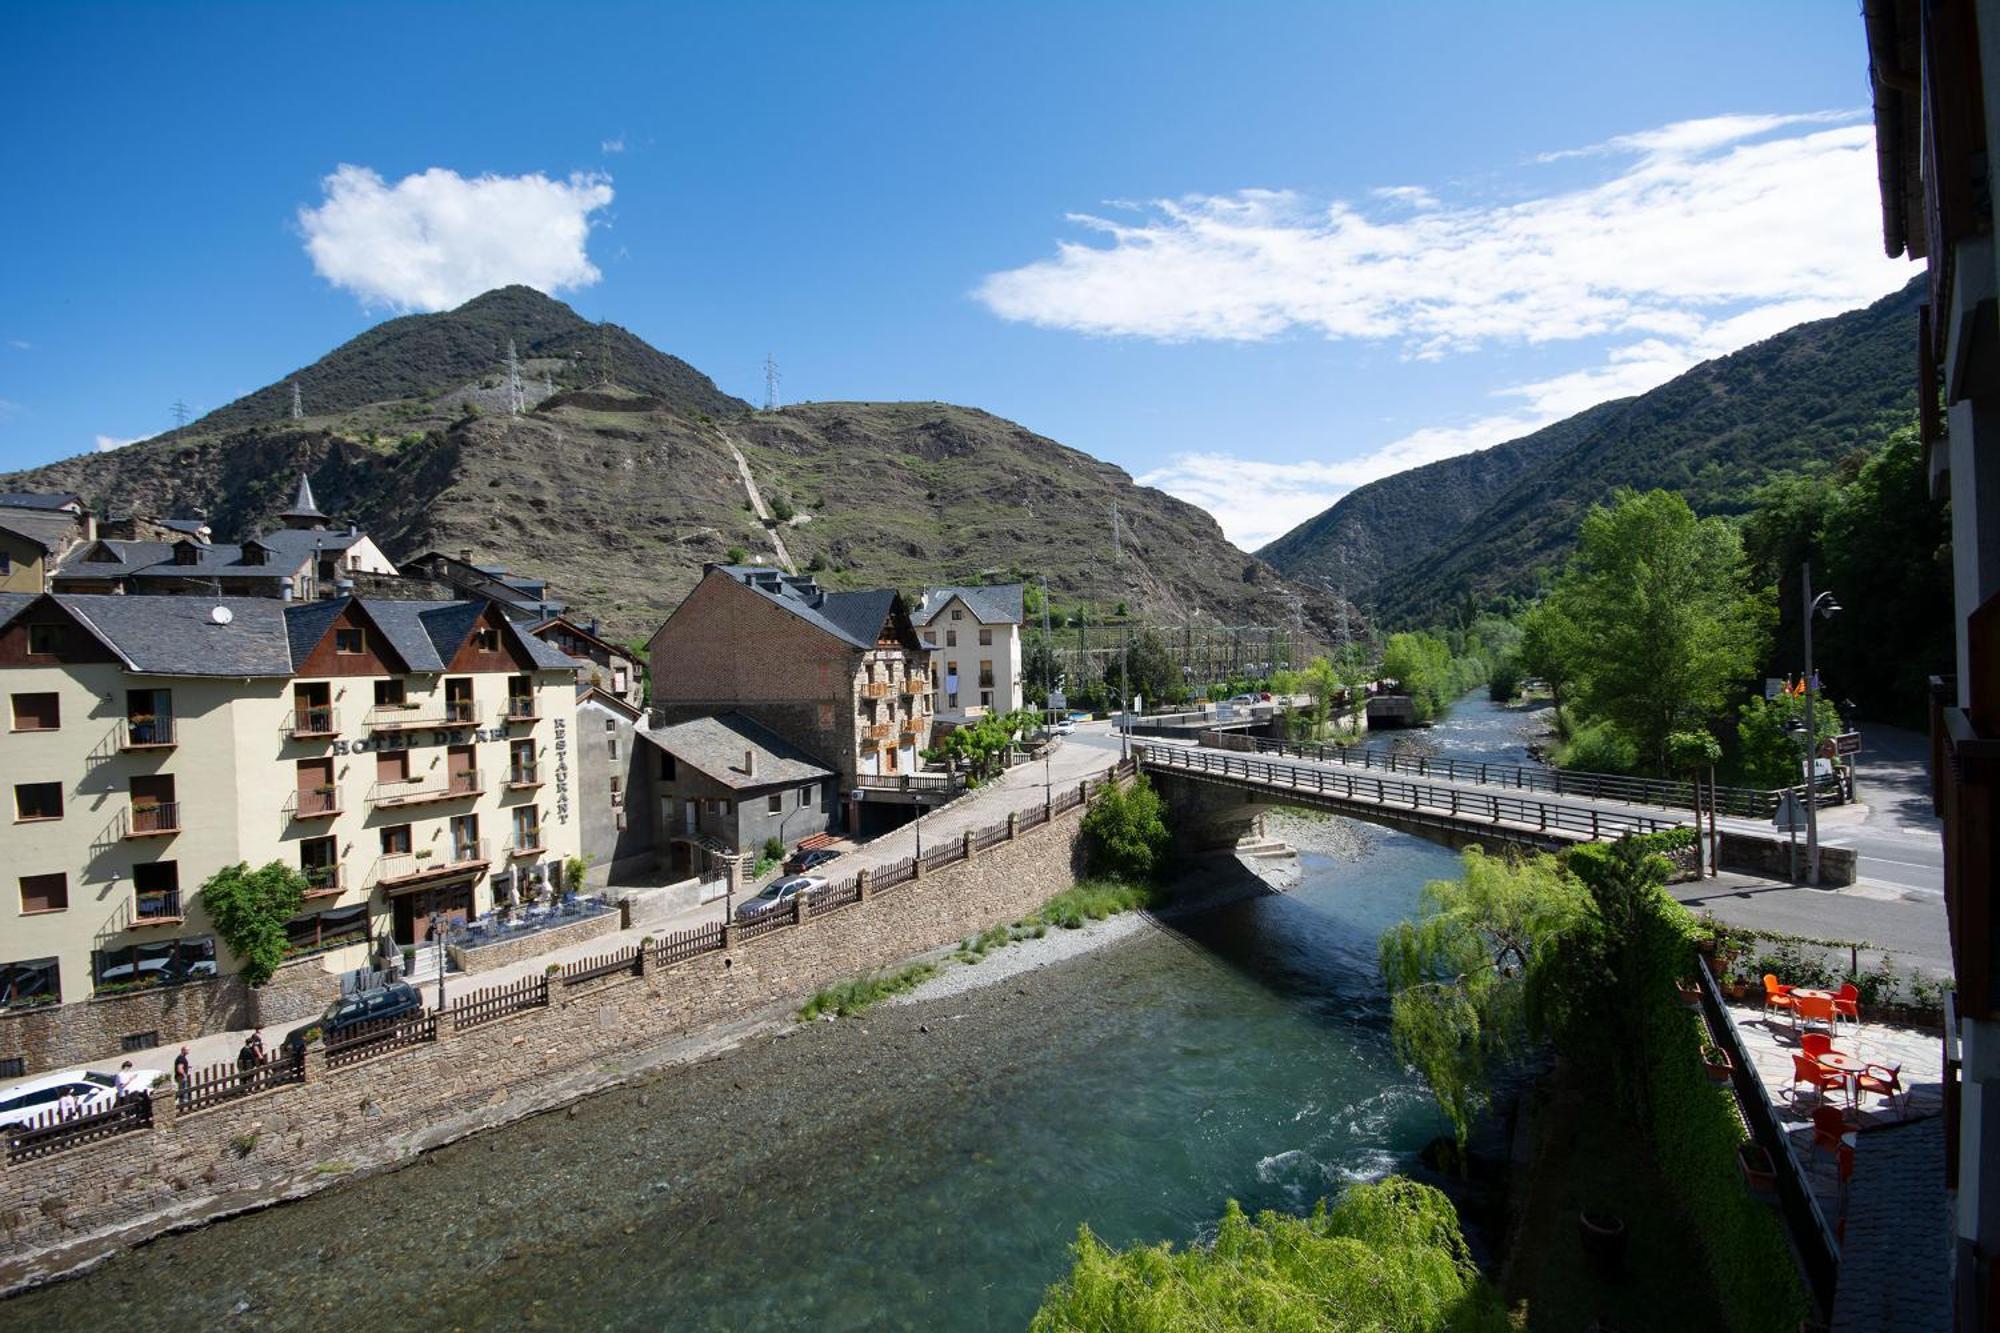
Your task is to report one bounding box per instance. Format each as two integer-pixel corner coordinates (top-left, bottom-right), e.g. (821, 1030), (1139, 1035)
(1123, 631), (1181, 709)
(1023, 637), (1062, 705)
(1517, 599), (1586, 735)
(1548, 489), (1770, 773)
(200, 861), (308, 985)
(1379, 849), (1598, 1152)
(1081, 775), (1172, 881)
(1735, 691), (1841, 789)
(725, 545), (748, 565)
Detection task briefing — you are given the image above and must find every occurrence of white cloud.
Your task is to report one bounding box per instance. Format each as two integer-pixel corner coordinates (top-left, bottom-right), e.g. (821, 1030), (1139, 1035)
(94, 433), (141, 453)
(298, 165), (615, 312)
(601, 136), (626, 154)
(5, 339), (29, 351)
(996, 110), (1918, 550)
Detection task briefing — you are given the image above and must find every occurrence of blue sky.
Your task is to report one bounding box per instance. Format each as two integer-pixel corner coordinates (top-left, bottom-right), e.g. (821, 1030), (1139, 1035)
(0, 2), (1912, 549)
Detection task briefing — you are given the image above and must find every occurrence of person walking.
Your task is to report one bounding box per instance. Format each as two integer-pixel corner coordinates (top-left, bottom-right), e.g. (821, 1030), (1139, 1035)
(246, 1028), (266, 1064)
(173, 1045), (191, 1089)
(113, 1060), (138, 1099)
(236, 1034), (259, 1091)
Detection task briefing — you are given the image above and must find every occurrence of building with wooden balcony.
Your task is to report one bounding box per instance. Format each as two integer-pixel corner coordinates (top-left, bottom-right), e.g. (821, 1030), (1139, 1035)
(913, 584), (1025, 724)
(0, 590), (582, 1062)
(647, 565), (937, 834)
(1863, 4), (2000, 1326)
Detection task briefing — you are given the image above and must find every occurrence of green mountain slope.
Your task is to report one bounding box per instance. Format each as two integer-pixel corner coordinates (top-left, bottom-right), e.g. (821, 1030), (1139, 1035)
(1262, 277), (1923, 624)
(2, 290), (1343, 640)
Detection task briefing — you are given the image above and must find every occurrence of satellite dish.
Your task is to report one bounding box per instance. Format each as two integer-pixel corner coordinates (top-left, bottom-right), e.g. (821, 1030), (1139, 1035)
(209, 606), (234, 625)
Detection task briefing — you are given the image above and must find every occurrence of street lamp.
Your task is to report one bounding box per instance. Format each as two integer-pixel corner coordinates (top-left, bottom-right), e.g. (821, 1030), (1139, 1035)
(1800, 561), (1842, 885)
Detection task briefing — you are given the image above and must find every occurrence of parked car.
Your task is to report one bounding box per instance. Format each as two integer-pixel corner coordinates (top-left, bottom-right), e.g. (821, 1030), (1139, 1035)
(784, 847), (843, 875)
(0, 1067), (164, 1129)
(1227, 693), (1257, 706)
(1052, 718), (1076, 735)
(283, 981), (425, 1057)
(735, 875), (827, 920)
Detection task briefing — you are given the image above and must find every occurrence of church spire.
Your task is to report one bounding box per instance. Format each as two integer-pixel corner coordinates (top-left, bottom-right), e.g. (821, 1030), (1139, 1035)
(280, 472), (328, 530)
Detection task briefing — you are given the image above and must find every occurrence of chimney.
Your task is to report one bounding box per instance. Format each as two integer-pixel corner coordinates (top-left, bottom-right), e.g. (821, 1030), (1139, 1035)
(743, 749), (756, 778)
(460, 548), (472, 564)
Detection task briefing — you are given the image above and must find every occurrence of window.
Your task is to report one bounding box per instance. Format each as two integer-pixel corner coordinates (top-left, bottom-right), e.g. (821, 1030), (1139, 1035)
(300, 836), (339, 893)
(474, 626), (501, 652)
(14, 782), (61, 822)
(945, 629), (957, 648)
(951, 609), (963, 621)
(285, 904), (370, 955)
(979, 627), (993, 646)
(21, 873), (66, 913)
(609, 775), (622, 801)
(511, 806), (542, 850)
(979, 660), (995, 689)
(134, 862), (180, 919)
(335, 627), (364, 655)
(374, 678), (407, 708)
(381, 824), (412, 856)
(612, 668), (628, 694)
(376, 749), (410, 784)
(450, 814), (479, 858)
(657, 751), (677, 781)
(510, 739), (536, 784)
(92, 936), (216, 990)
(608, 737), (618, 760)
(10, 692), (58, 731)
(26, 623), (62, 656)
(173, 542), (199, 566)
(0, 958), (59, 1009)
(799, 784), (815, 808)
(767, 793), (783, 814)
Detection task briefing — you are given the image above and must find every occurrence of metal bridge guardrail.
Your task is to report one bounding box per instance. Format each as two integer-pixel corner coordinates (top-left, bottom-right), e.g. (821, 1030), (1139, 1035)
(1210, 732), (1841, 819)
(1142, 743), (1686, 842)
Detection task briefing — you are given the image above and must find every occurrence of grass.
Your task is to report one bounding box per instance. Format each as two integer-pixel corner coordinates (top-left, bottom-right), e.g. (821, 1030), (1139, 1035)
(1028, 877), (1155, 930)
(797, 962), (939, 1021)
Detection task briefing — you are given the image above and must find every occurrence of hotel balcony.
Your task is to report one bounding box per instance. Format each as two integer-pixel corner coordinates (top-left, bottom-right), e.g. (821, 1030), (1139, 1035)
(444, 699), (477, 725)
(133, 887), (183, 924)
(284, 788), (342, 821)
(499, 697), (539, 725)
(901, 717), (928, 737)
(863, 721), (894, 742)
(363, 701), (449, 732)
(122, 715), (176, 750)
(373, 841), (490, 891)
(505, 829), (547, 858)
(284, 706), (337, 740)
(301, 863), (344, 899)
(121, 801), (181, 838)
(367, 769), (484, 810)
(506, 765), (542, 790)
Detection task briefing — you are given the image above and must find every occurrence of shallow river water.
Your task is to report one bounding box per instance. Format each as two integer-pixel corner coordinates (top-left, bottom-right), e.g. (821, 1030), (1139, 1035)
(6, 697), (1531, 1332)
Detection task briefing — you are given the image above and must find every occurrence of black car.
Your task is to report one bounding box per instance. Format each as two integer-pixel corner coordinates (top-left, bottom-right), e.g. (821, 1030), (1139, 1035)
(284, 982), (425, 1055)
(784, 847), (843, 875)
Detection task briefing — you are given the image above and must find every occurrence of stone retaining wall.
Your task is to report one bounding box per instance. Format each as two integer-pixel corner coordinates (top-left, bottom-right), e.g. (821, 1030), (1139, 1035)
(0, 978), (250, 1076)
(448, 910), (621, 974)
(0, 788), (1098, 1289)
(1719, 831), (1858, 886)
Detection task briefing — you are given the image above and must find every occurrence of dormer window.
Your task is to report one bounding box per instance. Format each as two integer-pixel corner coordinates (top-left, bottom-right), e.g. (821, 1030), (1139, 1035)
(84, 543), (119, 564)
(172, 542), (199, 566)
(27, 624), (62, 656)
(242, 542), (270, 567)
(474, 626), (500, 652)
(335, 627), (364, 655)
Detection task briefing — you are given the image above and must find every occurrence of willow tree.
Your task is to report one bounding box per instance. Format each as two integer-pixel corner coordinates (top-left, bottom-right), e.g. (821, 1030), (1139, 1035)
(1379, 849), (1598, 1153)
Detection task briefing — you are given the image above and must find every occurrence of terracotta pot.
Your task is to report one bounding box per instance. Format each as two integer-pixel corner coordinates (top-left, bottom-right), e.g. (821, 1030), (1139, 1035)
(1703, 1048), (1734, 1082)
(1737, 1143), (1777, 1197)
(1674, 979), (1702, 1007)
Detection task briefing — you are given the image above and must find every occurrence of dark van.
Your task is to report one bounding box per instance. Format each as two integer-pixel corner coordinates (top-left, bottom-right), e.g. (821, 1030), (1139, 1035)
(283, 982), (424, 1056)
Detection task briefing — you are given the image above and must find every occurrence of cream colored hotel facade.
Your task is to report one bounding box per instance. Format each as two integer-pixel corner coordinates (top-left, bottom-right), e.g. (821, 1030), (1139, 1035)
(0, 591), (581, 1016)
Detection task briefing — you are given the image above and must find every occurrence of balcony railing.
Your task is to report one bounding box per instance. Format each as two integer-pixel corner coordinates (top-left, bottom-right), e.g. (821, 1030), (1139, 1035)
(506, 829), (546, 858)
(374, 840), (489, 889)
(861, 681), (893, 700)
(284, 788), (341, 820)
(501, 697), (538, 723)
(363, 702), (445, 732)
(123, 802), (180, 837)
(506, 766), (542, 789)
(134, 888), (182, 922)
(367, 769), (484, 809)
(902, 675), (929, 695)
(901, 718), (927, 737)
(285, 706), (337, 739)
(444, 699), (477, 725)
(123, 715), (175, 749)
(864, 722), (894, 742)
(301, 863), (344, 898)
(852, 772), (966, 794)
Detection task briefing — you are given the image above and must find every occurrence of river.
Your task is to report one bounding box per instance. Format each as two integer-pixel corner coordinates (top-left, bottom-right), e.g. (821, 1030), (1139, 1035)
(6, 694), (1530, 1331)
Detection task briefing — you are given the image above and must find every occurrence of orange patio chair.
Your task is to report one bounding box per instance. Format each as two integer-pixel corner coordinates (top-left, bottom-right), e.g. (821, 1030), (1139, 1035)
(1810, 1105), (1852, 1165)
(1833, 982), (1861, 1033)
(1764, 974), (1796, 1024)
(1858, 1062), (1909, 1119)
(1791, 1053), (1845, 1106)
(1795, 994), (1837, 1031)
(1800, 1031), (1834, 1060)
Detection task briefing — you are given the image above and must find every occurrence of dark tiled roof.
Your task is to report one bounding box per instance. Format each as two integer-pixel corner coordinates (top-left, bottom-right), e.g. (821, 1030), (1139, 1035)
(282, 599), (348, 668)
(0, 593), (33, 622)
(0, 521), (53, 554)
(58, 595), (297, 676)
(638, 713), (833, 789)
(915, 583), (1024, 627)
(717, 566), (899, 650)
(55, 540), (176, 578)
(57, 530), (368, 586)
(358, 599), (580, 673)
(1830, 1116), (1948, 1333)
(0, 492), (82, 512)
(157, 518), (210, 537)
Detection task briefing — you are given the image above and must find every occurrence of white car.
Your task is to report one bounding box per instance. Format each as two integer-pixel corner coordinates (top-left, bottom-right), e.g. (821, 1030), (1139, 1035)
(0, 1067), (165, 1129)
(1052, 719), (1076, 735)
(734, 875), (828, 920)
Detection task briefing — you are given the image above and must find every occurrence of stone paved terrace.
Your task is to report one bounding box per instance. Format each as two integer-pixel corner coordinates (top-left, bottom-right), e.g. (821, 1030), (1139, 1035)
(1722, 997), (1945, 1244)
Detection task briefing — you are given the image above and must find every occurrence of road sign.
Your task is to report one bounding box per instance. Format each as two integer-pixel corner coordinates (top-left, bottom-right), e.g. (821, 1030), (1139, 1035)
(1773, 791), (1808, 833)
(1765, 677), (1785, 700)
(1833, 731), (1862, 756)
(1047, 689), (1067, 713)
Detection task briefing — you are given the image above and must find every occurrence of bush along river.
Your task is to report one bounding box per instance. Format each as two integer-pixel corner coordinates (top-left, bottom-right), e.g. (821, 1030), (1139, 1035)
(2, 709), (1541, 1331)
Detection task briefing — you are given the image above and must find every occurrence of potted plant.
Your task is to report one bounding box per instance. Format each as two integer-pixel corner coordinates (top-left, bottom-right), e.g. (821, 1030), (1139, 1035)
(1737, 1143), (1777, 1197)
(1701, 1044), (1734, 1082)
(1722, 974), (1750, 1002)
(1674, 977), (1702, 1007)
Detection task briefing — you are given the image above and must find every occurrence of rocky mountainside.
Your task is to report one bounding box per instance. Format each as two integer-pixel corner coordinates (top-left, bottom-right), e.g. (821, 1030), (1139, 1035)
(2, 289), (1343, 641)
(1260, 277), (1924, 624)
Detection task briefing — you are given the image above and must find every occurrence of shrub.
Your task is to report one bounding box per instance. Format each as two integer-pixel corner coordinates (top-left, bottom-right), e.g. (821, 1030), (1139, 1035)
(199, 861), (308, 985)
(1031, 877), (1155, 930)
(762, 836), (784, 863)
(797, 962), (937, 1020)
(769, 495), (795, 522)
(1553, 718), (1638, 774)
(1080, 775), (1171, 881)
(562, 855), (588, 892)
(725, 545), (748, 565)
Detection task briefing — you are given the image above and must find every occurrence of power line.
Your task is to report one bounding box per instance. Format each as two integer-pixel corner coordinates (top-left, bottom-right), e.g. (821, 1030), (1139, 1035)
(290, 382), (303, 421)
(171, 400), (191, 434)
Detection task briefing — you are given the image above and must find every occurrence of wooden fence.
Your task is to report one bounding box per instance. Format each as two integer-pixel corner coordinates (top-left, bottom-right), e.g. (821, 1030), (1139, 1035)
(653, 920), (726, 968)
(6, 1094), (152, 1164)
(559, 947), (643, 987)
(178, 1049), (307, 1115)
(325, 1012), (438, 1070)
(452, 976), (549, 1032)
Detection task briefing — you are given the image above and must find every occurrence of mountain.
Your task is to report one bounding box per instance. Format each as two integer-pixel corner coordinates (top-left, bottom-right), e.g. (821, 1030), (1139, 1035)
(1260, 277), (1924, 624)
(2, 289), (1344, 641)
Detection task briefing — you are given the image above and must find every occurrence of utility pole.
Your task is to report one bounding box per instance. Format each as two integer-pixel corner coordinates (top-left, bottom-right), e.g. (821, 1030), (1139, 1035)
(764, 353), (781, 411)
(290, 382), (303, 421)
(505, 340), (526, 416)
(1801, 562), (1841, 885)
(1040, 574), (1054, 732)
(171, 400), (191, 434)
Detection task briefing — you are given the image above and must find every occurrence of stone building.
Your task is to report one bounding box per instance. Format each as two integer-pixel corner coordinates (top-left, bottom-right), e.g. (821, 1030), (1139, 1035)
(647, 565), (942, 833)
(637, 712), (836, 882)
(535, 614), (644, 709)
(0, 591), (581, 1064)
(0, 491), (92, 594)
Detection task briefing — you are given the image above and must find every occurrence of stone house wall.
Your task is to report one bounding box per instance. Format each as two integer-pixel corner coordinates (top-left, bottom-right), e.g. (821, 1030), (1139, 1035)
(0, 978), (250, 1074)
(0, 785), (1104, 1286)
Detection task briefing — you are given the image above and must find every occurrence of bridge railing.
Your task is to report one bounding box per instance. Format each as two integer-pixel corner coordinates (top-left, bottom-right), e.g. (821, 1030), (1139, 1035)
(1144, 743), (1686, 843)
(1202, 732), (1840, 819)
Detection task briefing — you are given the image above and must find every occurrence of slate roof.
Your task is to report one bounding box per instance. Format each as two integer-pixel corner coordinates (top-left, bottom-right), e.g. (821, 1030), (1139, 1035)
(0, 594), (582, 679)
(638, 712), (833, 789)
(717, 566), (902, 650)
(56, 529), (368, 585)
(914, 583), (1024, 627)
(577, 683), (642, 721)
(1829, 1116), (1949, 1333)
(0, 492), (82, 512)
(157, 518), (211, 538)
(0, 522), (53, 554)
